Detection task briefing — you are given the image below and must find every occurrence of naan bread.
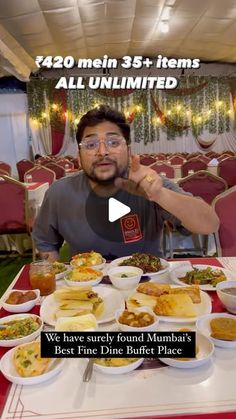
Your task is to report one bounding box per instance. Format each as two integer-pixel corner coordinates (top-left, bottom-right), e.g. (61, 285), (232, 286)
(170, 286), (201, 304)
(127, 292), (158, 310)
(14, 342), (50, 377)
(154, 294), (196, 317)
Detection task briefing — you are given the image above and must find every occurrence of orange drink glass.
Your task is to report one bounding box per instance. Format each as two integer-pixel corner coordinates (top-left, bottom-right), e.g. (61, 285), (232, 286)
(29, 261), (56, 296)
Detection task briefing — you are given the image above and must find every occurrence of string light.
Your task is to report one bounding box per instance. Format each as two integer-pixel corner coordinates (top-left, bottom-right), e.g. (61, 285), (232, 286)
(52, 103), (58, 111)
(42, 112), (47, 118)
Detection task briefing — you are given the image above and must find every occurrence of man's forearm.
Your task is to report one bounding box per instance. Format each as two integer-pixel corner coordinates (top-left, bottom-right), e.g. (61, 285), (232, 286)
(154, 188), (219, 234)
(39, 250), (59, 262)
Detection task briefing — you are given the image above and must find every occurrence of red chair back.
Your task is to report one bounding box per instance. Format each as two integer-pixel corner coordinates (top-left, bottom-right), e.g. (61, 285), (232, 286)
(16, 159), (34, 182)
(178, 170), (227, 204)
(0, 161), (11, 175)
(45, 162), (65, 179)
(24, 166), (56, 185)
(140, 156), (156, 165)
(151, 163), (175, 178)
(218, 157), (236, 188)
(212, 186), (236, 256)
(181, 158), (207, 177)
(0, 176), (27, 233)
(56, 159), (74, 169)
(168, 156), (186, 165)
(0, 168), (8, 176)
(198, 155), (211, 164)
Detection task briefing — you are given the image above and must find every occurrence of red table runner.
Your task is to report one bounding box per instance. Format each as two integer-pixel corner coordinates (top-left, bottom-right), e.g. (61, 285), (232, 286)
(0, 258), (232, 419)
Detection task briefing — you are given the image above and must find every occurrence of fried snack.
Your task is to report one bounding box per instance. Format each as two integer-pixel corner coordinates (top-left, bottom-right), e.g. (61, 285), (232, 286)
(170, 286), (201, 304)
(127, 292), (158, 311)
(210, 318), (236, 341)
(154, 294), (196, 317)
(14, 342), (51, 377)
(137, 283), (171, 297)
(54, 287), (104, 319)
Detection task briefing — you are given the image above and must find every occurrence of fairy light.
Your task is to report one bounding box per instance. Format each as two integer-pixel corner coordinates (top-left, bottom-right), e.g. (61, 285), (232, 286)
(227, 109), (232, 114)
(176, 105), (181, 111)
(74, 118), (79, 124)
(167, 110), (171, 115)
(64, 111), (68, 118)
(197, 116), (202, 123)
(42, 112), (47, 118)
(186, 110), (191, 116)
(52, 103), (58, 111)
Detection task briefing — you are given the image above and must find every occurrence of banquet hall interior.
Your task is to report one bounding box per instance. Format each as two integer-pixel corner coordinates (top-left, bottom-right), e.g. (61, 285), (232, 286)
(1, 2), (236, 419)
(0, 0), (236, 289)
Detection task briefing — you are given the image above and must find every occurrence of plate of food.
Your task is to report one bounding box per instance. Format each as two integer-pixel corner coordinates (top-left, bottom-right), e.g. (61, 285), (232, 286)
(159, 332), (214, 368)
(0, 314), (43, 347)
(52, 261), (71, 280)
(64, 267), (103, 287)
(109, 253), (169, 278)
(2, 289), (40, 313)
(126, 282), (212, 323)
(70, 251), (106, 270)
(170, 264), (234, 291)
(0, 341), (65, 385)
(40, 285), (125, 327)
(196, 313), (236, 348)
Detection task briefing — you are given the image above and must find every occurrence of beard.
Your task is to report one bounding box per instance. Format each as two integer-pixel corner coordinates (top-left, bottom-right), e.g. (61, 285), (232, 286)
(82, 157), (129, 185)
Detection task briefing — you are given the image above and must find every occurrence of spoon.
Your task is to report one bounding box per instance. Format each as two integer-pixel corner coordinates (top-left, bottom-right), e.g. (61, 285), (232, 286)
(83, 358), (94, 382)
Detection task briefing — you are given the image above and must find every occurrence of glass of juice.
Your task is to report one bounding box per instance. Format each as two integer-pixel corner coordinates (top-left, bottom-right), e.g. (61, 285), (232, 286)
(29, 261), (56, 296)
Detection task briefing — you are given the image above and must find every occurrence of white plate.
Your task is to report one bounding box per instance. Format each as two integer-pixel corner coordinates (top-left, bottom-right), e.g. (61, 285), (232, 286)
(109, 256), (169, 277)
(127, 286), (212, 324)
(196, 313), (236, 348)
(0, 314), (43, 347)
(170, 264), (234, 291)
(0, 344), (65, 385)
(159, 333), (214, 368)
(93, 358), (144, 374)
(40, 285), (125, 327)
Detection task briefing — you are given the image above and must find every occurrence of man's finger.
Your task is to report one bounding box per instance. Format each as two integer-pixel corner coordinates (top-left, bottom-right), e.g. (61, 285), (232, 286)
(130, 155), (140, 172)
(114, 177), (147, 198)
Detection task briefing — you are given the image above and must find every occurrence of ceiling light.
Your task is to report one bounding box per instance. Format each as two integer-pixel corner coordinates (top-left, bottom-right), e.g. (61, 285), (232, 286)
(160, 21), (169, 33)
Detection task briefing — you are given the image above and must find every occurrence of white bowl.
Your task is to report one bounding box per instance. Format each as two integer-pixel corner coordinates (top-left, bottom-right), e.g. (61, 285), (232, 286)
(0, 313), (43, 347)
(93, 357), (144, 375)
(108, 266), (143, 290)
(0, 341), (65, 385)
(115, 307), (159, 331)
(216, 281), (236, 314)
(2, 289), (40, 313)
(70, 258), (106, 270)
(159, 333), (214, 368)
(64, 270), (103, 287)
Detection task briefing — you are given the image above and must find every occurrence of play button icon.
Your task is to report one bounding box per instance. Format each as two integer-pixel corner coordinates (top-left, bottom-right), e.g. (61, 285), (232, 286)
(108, 197), (131, 222)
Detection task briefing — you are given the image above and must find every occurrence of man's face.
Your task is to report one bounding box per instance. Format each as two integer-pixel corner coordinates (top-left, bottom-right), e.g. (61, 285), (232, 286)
(78, 121), (130, 184)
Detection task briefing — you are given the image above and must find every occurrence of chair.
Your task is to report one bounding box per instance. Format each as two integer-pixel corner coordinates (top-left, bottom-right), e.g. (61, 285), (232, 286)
(16, 159), (34, 182)
(217, 157), (236, 188)
(0, 168), (8, 176)
(56, 159), (74, 169)
(168, 155), (186, 165)
(71, 158), (80, 169)
(212, 186), (236, 256)
(140, 156), (156, 165)
(0, 161), (11, 175)
(163, 171), (227, 258)
(24, 166), (56, 185)
(45, 162), (65, 179)
(198, 155), (211, 164)
(181, 158), (207, 177)
(151, 162), (175, 178)
(0, 175), (36, 260)
(178, 170), (227, 204)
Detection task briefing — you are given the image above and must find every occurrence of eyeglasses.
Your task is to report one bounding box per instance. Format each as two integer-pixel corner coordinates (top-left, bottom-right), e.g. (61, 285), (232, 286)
(79, 135), (126, 153)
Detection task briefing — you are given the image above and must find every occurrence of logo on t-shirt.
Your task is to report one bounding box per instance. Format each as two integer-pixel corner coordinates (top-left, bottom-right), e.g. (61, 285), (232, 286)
(120, 214), (142, 243)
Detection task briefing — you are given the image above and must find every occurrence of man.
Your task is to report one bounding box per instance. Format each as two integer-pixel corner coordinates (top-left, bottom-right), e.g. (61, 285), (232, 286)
(33, 105), (219, 262)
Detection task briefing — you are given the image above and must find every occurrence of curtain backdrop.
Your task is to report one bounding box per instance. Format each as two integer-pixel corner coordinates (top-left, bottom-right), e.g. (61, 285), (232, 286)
(0, 93), (29, 176)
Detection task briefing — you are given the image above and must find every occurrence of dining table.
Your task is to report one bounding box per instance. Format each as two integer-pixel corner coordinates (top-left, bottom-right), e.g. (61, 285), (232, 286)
(0, 256), (236, 419)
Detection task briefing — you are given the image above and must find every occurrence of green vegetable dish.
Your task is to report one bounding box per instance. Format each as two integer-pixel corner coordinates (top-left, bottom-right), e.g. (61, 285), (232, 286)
(0, 317), (41, 340)
(179, 267), (227, 287)
(119, 253), (162, 274)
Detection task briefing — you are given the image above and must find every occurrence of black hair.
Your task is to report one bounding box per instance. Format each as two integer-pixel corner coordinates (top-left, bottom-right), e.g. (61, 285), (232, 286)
(76, 105), (130, 145)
